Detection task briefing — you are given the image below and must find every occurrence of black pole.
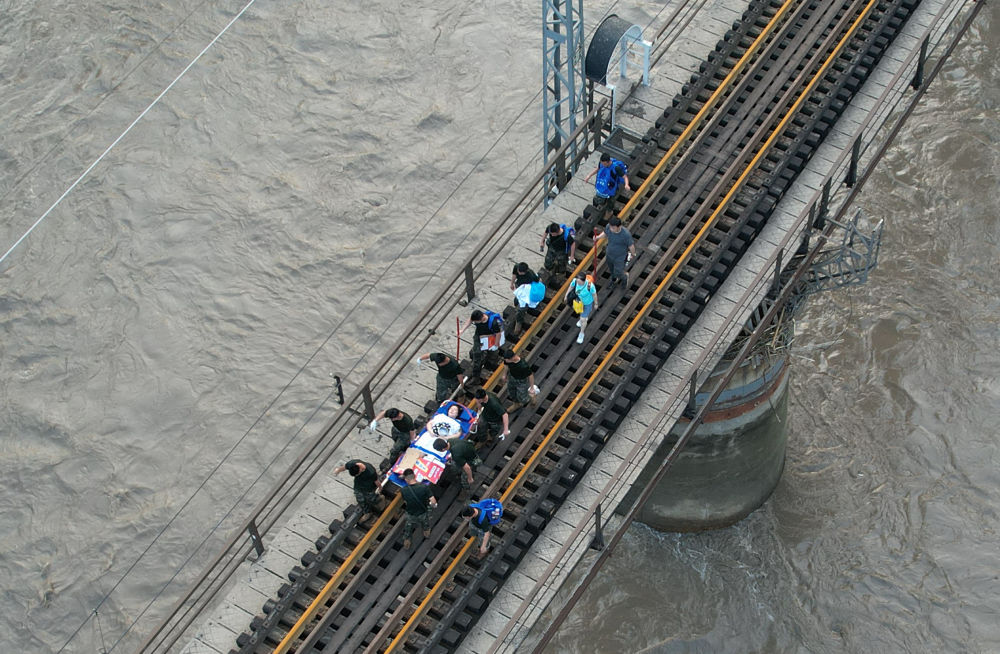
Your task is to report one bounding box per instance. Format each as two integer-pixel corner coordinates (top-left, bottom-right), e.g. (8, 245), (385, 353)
(590, 504), (605, 550)
(333, 375), (345, 405)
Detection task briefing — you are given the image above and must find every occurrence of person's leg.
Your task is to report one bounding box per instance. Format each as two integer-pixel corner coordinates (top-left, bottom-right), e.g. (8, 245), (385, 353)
(577, 302), (592, 343)
(435, 375), (450, 403)
(403, 513), (417, 547)
(419, 511), (431, 538)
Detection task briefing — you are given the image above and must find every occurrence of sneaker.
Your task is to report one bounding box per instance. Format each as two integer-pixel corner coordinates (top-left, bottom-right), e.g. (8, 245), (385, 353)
(576, 319), (581, 327)
(422, 529), (431, 538)
(403, 538), (412, 549)
(359, 512), (373, 525)
(506, 402), (525, 413)
(623, 272), (629, 287)
(576, 332), (585, 344)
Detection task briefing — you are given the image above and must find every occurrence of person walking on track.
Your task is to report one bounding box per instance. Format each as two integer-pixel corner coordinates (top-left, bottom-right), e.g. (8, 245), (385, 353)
(399, 468), (437, 549)
(566, 270), (598, 344)
(415, 352), (466, 403)
(369, 407), (417, 466)
(584, 152), (630, 223)
(459, 309), (504, 383)
(500, 348), (538, 413)
(333, 460), (384, 525)
(594, 216), (636, 288)
(539, 222), (576, 287)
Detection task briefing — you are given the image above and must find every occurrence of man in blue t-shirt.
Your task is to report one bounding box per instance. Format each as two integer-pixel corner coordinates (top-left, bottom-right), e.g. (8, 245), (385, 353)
(584, 153), (631, 223)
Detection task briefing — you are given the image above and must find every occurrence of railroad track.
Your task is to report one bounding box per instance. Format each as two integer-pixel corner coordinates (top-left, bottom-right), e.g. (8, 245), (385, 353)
(232, 0), (919, 651)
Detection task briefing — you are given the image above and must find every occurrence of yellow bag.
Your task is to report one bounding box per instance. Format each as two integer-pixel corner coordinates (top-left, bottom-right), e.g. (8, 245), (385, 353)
(572, 299), (584, 314)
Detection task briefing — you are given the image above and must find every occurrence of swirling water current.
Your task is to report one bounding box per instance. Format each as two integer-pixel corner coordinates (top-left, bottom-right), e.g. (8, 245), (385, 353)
(0, 1), (997, 653)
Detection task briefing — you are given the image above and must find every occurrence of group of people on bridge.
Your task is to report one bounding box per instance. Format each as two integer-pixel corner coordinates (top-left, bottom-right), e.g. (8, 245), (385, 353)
(334, 151), (634, 557)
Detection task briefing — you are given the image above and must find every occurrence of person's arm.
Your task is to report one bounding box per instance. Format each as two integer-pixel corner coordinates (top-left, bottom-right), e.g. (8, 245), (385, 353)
(584, 166), (598, 183)
(593, 230), (606, 244)
(501, 412), (510, 439)
(463, 463), (474, 485)
(623, 173), (631, 191)
(568, 239), (576, 261)
(429, 492), (438, 508)
(591, 284), (598, 310)
(480, 530), (491, 554)
(539, 230), (547, 252)
(500, 364), (508, 386)
(414, 352), (428, 365)
(528, 372), (536, 388)
(459, 318), (472, 334)
(564, 281), (573, 304)
(409, 427), (417, 441)
(369, 409), (386, 432)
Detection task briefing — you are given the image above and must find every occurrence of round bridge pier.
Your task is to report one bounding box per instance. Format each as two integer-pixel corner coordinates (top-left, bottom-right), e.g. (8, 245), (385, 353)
(630, 344), (790, 533)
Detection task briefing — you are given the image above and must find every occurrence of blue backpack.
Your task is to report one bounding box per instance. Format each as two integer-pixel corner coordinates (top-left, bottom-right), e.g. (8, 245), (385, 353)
(471, 498), (503, 526)
(560, 224), (576, 252)
(484, 310), (503, 332)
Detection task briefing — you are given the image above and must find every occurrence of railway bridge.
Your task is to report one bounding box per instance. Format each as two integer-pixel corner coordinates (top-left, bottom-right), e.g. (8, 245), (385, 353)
(133, 0), (982, 652)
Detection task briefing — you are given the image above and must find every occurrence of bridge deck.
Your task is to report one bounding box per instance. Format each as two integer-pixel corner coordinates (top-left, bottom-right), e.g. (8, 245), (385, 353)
(181, 0), (970, 651)
(469, 0), (968, 651)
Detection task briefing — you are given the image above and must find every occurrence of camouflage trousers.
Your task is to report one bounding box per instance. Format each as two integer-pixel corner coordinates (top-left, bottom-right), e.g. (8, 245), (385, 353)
(402, 510), (431, 539)
(354, 488), (381, 514)
(436, 374), (460, 403)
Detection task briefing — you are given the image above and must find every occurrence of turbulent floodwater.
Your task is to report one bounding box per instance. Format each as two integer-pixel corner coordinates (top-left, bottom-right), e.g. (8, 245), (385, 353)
(549, 5), (1000, 653)
(1, 1), (997, 653)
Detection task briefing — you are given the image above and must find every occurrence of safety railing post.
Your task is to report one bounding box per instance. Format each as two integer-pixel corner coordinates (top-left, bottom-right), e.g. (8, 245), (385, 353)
(772, 248), (783, 294)
(247, 519), (265, 557)
(845, 135), (861, 187)
(683, 370), (698, 418)
(912, 36), (929, 90)
(362, 383), (375, 422)
(817, 179), (830, 230)
(464, 263), (476, 303)
(590, 504), (606, 550)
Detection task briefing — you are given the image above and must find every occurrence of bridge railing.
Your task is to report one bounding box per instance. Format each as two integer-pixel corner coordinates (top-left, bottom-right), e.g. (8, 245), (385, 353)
(121, 98), (613, 654)
(486, 1), (985, 651)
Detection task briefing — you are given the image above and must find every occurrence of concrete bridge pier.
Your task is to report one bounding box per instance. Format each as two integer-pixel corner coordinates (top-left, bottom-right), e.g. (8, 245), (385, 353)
(627, 330), (791, 533)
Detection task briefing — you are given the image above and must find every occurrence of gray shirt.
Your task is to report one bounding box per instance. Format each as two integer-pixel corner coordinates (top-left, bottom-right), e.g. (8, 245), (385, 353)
(604, 227), (634, 261)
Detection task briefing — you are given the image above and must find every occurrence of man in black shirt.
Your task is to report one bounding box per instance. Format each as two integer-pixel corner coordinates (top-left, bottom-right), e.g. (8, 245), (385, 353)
(472, 387), (509, 445)
(500, 348), (537, 412)
(415, 352), (466, 403)
(509, 261), (541, 339)
(462, 503), (497, 559)
(433, 437), (481, 491)
(333, 460), (383, 524)
(459, 309), (504, 382)
(539, 223), (576, 286)
(399, 468), (437, 549)
(370, 407), (417, 464)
